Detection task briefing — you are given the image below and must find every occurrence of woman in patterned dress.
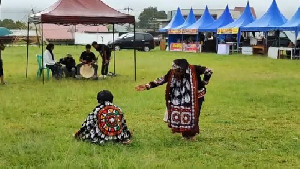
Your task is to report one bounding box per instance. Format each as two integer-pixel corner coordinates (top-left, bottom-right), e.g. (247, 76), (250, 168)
(74, 90), (131, 144)
(136, 59), (213, 140)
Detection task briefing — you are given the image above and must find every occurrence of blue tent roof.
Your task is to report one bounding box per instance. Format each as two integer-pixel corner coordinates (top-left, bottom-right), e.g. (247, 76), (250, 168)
(278, 8), (300, 32)
(241, 0), (287, 32)
(185, 6), (215, 30)
(173, 8), (196, 29)
(159, 8), (185, 32)
(220, 2), (255, 29)
(200, 5), (234, 32)
(0, 27), (12, 36)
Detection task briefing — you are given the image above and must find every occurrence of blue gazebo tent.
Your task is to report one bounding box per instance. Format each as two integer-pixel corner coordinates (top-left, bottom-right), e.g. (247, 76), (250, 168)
(240, 0), (287, 32)
(168, 8), (197, 48)
(173, 8), (197, 29)
(159, 7), (185, 32)
(217, 2), (255, 48)
(200, 5), (234, 32)
(278, 7), (300, 39)
(185, 6), (215, 32)
(218, 2), (255, 34)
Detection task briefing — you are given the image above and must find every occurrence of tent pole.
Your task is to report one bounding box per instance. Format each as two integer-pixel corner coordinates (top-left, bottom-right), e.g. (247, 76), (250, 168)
(265, 31), (268, 54)
(181, 34), (184, 51)
(168, 34), (170, 51)
(134, 23), (136, 81)
(215, 33), (218, 53)
(294, 29), (298, 59)
(113, 24), (116, 75)
(26, 21), (29, 78)
(196, 33), (199, 52)
(278, 31), (280, 47)
(237, 30), (241, 53)
(41, 23), (44, 84)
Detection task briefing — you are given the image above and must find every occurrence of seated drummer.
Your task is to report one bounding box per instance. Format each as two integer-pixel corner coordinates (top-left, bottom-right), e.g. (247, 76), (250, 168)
(60, 54), (76, 78)
(76, 44), (98, 78)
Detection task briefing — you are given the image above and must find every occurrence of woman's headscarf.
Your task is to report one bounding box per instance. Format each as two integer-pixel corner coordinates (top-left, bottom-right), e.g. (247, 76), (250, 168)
(172, 59), (189, 70)
(46, 44), (55, 60)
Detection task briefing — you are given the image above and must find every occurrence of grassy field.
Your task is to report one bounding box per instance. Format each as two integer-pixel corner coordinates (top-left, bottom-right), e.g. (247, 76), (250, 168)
(0, 45), (299, 168)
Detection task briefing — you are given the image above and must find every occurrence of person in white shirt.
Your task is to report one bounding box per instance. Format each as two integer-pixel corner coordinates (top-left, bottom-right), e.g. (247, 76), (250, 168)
(43, 44), (62, 79)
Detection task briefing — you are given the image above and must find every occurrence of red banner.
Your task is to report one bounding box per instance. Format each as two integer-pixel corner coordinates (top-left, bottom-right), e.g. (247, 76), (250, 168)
(183, 43), (200, 53)
(170, 43), (183, 51)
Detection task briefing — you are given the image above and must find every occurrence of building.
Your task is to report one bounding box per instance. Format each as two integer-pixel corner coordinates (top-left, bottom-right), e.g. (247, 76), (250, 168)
(157, 7), (257, 30)
(42, 24), (108, 45)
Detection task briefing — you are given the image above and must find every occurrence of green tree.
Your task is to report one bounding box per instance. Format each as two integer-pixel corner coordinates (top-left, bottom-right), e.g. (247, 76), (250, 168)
(0, 19), (27, 29)
(138, 7), (167, 29)
(15, 21), (27, 29)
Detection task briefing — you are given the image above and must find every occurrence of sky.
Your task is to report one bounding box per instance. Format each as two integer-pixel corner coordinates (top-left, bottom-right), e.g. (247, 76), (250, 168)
(0, 0), (299, 21)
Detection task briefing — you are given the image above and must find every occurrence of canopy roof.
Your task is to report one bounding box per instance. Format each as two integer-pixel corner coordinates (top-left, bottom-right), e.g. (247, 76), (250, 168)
(200, 5), (234, 32)
(159, 8), (185, 32)
(185, 6), (215, 30)
(173, 8), (196, 29)
(241, 0), (287, 32)
(29, 0), (135, 24)
(278, 8), (300, 32)
(220, 2), (255, 29)
(0, 27), (12, 36)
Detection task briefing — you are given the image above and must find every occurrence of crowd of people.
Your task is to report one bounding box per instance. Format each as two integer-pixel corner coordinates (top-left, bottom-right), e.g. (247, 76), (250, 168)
(43, 41), (112, 80)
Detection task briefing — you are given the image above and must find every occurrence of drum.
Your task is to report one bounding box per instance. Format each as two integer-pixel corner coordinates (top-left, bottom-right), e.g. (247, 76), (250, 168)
(79, 64), (94, 78)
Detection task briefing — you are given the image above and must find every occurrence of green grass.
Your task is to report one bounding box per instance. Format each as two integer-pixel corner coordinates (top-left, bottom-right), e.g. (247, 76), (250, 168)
(0, 46), (299, 168)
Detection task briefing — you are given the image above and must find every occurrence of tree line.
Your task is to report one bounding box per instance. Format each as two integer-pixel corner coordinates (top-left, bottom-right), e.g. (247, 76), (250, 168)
(0, 19), (27, 29)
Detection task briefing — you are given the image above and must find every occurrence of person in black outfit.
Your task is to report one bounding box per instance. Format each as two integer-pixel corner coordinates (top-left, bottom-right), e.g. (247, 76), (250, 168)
(60, 54), (76, 78)
(76, 44), (98, 78)
(92, 41), (111, 78)
(0, 41), (5, 85)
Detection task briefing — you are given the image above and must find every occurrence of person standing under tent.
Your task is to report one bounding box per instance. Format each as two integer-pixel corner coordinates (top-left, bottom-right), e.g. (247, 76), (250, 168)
(136, 59), (213, 140)
(0, 41), (6, 85)
(92, 41), (111, 78)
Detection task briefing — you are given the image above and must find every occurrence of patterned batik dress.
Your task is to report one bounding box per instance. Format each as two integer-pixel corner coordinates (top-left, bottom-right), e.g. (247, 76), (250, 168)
(146, 65), (213, 136)
(75, 102), (131, 144)
(165, 65), (200, 134)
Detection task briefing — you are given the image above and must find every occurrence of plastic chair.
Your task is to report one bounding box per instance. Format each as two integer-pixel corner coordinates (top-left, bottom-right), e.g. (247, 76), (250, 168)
(36, 54), (50, 80)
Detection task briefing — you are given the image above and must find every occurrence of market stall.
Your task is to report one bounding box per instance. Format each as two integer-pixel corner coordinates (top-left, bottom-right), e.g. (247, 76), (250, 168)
(168, 8), (198, 52)
(184, 6), (215, 53)
(240, 0), (287, 55)
(217, 2), (255, 54)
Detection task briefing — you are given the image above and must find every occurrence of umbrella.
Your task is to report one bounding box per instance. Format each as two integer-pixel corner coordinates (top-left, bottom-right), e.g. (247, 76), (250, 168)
(0, 27), (12, 36)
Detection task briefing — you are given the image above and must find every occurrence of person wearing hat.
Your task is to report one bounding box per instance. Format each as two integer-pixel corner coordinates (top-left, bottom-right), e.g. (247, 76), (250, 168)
(59, 54), (76, 78)
(74, 90), (131, 144)
(136, 59), (213, 140)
